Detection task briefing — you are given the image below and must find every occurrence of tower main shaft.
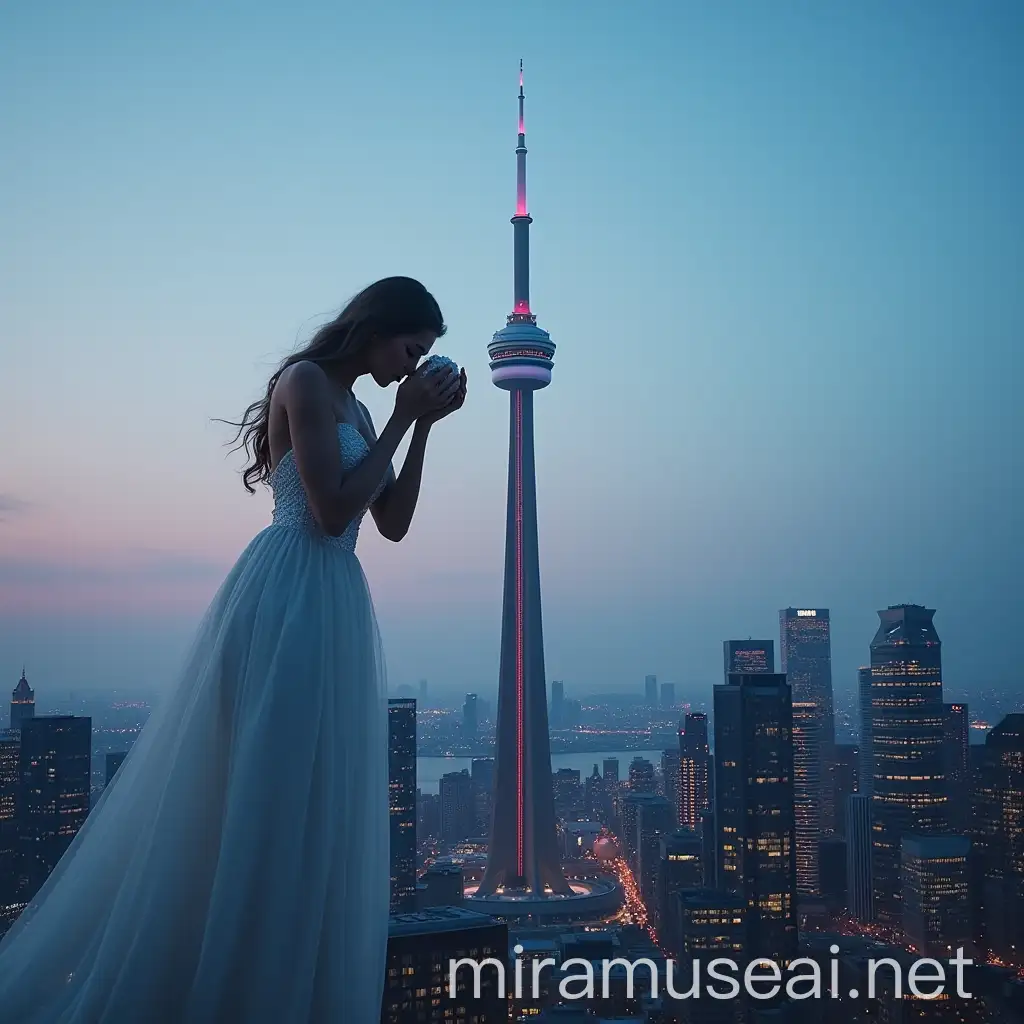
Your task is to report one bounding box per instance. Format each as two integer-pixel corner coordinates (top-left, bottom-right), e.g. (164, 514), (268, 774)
(479, 64), (567, 898)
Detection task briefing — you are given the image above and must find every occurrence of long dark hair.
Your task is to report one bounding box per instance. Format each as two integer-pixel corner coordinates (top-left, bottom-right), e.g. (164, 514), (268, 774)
(226, 276), (446, 492)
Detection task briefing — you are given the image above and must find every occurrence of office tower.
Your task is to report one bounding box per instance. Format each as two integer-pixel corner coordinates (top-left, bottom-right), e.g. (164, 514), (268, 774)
(944, 702), (971, 832)
(382, 907), (508, 1023)
(974, 714), (1024, 962)
(700, 809), (716, 886)
(901, 835), (971, 956)
(722, 640), (774, 681)
(661, 749), (681, 822)
(602, 758), (619, 785)
(869, 605), (947, 927)
(417, 679), (428, 704)
(471, 757), (495, 836)
(462, 693), (478, 737)
(583, 765), (605, 821)
(790, 698), (821, 895)
(857, 666), (873, 797)
(846, 793), (873, 923)
(105, 751), (126, 789)
(818, 837), (847, 912)
(678, 891), (746, 1024)
(636, 795), (676, 905)
(552, 768), (582, 820)
(18, 716), (91, 900)
(656, 829), (703, 954)
(714, 672), (798, 963)
(645, 674), (658, 706)
(439, 769), (475, 844)
(831, 743), (859, 838)
(388, 698), (417, 914)
(9, 670), (34, 732)
(628, 756), (656, 793)
(549, 680), (564, 730)
(417, 791), (441, 840)
(0, 730), (19, 929)
(479, 62), (568, 899)
(680, 712), (710, 831)
(780, 608), (835, 833)
(661, 682), (676, 708)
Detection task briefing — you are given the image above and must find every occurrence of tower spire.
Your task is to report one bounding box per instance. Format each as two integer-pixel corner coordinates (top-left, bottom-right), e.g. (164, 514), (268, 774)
(511, 60), (533, 320)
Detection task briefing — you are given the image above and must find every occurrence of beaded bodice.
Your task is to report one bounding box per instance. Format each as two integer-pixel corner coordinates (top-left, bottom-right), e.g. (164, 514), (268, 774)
(270, 423), (382, 553)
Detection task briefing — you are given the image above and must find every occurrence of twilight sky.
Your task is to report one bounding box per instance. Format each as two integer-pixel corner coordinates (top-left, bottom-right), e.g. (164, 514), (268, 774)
(1, 1), (1021, 705)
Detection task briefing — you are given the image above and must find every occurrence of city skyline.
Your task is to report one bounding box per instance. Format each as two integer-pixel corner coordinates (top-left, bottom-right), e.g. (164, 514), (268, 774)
(1, 2), (1021, 701)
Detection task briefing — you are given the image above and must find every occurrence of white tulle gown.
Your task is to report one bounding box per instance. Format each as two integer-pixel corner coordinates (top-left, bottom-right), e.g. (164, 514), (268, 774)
(0, 423), (390, 1023)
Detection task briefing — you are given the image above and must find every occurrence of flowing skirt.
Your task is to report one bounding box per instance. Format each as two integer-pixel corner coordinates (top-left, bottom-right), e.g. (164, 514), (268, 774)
(0, 525), (390, 1023)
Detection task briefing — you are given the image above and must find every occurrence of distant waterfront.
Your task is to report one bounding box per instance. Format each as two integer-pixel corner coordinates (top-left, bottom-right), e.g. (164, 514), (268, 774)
(416, 749), (663, 794)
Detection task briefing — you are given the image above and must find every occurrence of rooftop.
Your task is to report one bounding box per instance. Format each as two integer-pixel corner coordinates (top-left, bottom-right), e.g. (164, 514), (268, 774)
(387, 904), (500, 938)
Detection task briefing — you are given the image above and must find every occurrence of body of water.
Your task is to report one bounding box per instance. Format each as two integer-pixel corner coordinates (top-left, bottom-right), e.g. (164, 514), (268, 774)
(416, 749), (664, 794)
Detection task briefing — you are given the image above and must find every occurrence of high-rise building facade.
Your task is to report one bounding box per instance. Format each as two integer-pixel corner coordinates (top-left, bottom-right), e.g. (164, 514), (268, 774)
(463, 693), (478, 737)
(780, 608), (835, 840)
(661, 682), (676, 708)
(723, 641), (774, 681)
(0, 729), (20, 931)
(901, 835), (971, 956)
(661, 749), (681, 822)
(478, 64), (567, 898)
(628, 756), (656, 794)
(943, 702), (971, 832)
(440, 769), (475, 845)
(645, 675), (658, 707)
(846, 793), (873, 923)
(790, 698), (821, 895)
(974, 713), (1024, 962)
(857, 666), (873, 797)
(18, 716), (91, 900)
(679, 712), (710, 832)
(9, 671), (34, 732)
(714, 672), (798, 963)
(387, 697), (417, 914)
(868, 605), (947, 927)
(868, 598), (946, 929)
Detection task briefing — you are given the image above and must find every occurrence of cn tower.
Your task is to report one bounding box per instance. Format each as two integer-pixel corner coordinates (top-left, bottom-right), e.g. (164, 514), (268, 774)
(478, 63), (568, 898)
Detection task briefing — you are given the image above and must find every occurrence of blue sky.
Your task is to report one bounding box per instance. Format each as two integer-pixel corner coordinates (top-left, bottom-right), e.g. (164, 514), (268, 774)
(1, 0), (1021, 703)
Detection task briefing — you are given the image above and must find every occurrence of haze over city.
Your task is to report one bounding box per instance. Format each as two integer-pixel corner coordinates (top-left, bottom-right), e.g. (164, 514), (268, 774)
(1, 1), (1021, 702)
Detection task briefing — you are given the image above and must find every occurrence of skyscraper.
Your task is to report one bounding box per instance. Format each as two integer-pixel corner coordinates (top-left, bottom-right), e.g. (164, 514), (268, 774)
(790, 698), (821, 895)
(478, 63), (567, 898)
(846, 793), (873, 923)
(18, 716), (91, 900)
(900, 835), (971, 957)
(388, 698), (417, 914)
(661, 682), (676, 708)
(714, 673), (798, 963)
(661, 749), (681, 822)
(780, 608), (835, 835)
(463, 693), (479, 737)
(645, 675), (658, 707)
(679, 712), (710, 832)
(943, 702), (970, 832)
(440, 769), (475, 845)
(0, 729), (20, 930)
(723, 641), (774, 681)
(9, 670), (34, 732)
(857, 666), (873, 797)
(868, 605), (947, 927)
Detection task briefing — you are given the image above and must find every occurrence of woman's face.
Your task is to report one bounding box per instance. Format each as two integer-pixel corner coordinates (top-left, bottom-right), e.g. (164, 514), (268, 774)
(367, 329), (437, 387)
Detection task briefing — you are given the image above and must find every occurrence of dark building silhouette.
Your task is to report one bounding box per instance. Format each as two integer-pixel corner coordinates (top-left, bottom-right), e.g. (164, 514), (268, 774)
(9, 671), (34, 732)
(388, 698), (417, 914)
(18, 715), (91, 901)
(661, 682), (675, 708)
(656, 828), (703, 954)
(104, 751), (126, 789)
(944, 702), (971, 833)
(462, 693), (478, 737)
(471, 757), (495, 836)
(857, 666), (873, 797)
(636, 794), (675, 906)
(679, 712), (710, 832)
(901, 834), (971, 956)
(714, 672), (798, 963)
(583, 764), (606, 821)
(846, 793), (873, 923)
(628, 756), (656, 794)
(723, 641), (774, 680)
(661, 749), (680, 823)
(381, 907), (507, 1023)
(818, 836), (847, 912)
(868, 605), (947, 928)
(831, 742), (859, 838)
(602, 758), (620, 785)
(439, 770), (475, 844)
(780, 608), (835, 833)
(645, 674), (658, 706)
(417, 863), (465, 909)
(974, 713), (1024, 962)
(552, 767), (582, 820)
(0, 729), (19, 932)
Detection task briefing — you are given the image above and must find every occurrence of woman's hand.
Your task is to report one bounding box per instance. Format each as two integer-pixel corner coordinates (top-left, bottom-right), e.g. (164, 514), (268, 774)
(394, 366), (460, 425)
(419, 368), (467, 426)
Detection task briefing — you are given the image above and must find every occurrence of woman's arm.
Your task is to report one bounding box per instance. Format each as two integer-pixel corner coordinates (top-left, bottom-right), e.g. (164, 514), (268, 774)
(280, 362), (414, 537)
(367, 417), (432, 543)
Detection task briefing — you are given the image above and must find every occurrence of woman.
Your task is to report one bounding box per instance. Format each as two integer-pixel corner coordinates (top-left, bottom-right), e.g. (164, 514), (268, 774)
(0, 276), (466, 1022)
